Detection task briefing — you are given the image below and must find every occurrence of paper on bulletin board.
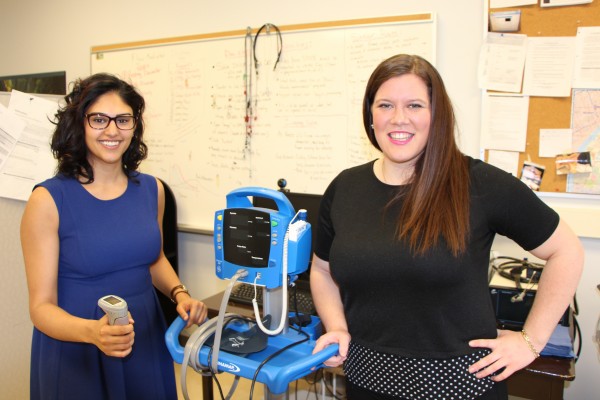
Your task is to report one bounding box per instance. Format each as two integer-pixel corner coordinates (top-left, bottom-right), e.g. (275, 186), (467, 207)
(539, 129), (573, 158)
(478, 32), (527, 93)
(540, 0), (593, 7)
(481, 93), (529, 152)
(487, 149), (520, 176)
(522, 37), (576, 97)
(572, 27), (600, 89)
(490, 0), (536, 7)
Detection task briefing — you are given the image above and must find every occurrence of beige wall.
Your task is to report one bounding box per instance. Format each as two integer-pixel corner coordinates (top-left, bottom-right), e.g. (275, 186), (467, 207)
(2, 1), (598, 399)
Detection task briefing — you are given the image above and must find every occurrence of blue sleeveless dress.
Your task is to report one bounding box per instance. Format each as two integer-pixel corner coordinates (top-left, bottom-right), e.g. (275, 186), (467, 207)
(30, 173), (177, 400)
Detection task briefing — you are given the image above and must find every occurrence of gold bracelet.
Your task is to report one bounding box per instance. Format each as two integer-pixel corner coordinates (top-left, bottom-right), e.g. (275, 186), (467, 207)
(169, 284), (189, 304)
(521, 329), (541, 358)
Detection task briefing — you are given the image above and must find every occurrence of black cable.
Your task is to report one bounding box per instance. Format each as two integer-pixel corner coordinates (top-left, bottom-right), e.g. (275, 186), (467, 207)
(302, 369), (321, 399)
(207, 347), (226, 400)
(293, 378), (299, 399)
(206, 315), (257, 400)
(248, 325), (310, 399)
(253, 23), (283, 72)
(491, 256), (544, 285)
(321, 369), (346, 400)
(573, 315), (582, 361)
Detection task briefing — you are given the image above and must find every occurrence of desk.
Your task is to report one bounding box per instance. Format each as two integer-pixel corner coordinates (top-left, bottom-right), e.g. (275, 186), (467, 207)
(194, 291), (575, 400)
(505, 356), (574, 400)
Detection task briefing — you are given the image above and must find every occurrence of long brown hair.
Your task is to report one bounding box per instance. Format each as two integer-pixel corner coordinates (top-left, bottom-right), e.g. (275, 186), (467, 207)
(363, 54), (470, 257)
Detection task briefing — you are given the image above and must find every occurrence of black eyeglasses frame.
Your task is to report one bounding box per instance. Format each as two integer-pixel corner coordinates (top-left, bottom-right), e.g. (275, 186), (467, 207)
(85, 113), (137, 130)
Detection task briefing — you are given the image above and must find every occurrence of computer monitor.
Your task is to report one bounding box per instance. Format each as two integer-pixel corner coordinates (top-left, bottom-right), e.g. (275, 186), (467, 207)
(252, 191), (322, 287)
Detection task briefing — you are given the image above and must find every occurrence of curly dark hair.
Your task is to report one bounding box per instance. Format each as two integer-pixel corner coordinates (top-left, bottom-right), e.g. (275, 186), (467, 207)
(51, 73), (147, 183)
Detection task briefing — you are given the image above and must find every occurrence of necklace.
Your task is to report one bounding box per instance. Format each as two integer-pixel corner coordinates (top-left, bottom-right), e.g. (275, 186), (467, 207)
(379, 159), (390, 184)
(380, 159), (413, 186)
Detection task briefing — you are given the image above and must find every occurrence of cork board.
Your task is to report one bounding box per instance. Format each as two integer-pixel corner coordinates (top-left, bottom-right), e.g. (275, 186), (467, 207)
(487, 1), (599, 193)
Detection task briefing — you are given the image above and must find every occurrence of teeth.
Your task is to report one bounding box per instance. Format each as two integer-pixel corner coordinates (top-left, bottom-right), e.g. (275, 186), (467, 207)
(389, 132), (413, 140)
(101, 141), (119, 146)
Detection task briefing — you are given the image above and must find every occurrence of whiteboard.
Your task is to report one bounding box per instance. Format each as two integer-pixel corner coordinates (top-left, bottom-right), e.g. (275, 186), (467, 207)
(91, 14), (436, 232)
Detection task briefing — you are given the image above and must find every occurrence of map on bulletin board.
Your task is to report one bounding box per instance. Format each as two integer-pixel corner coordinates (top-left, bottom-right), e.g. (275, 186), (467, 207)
(568, 89), (600, 194)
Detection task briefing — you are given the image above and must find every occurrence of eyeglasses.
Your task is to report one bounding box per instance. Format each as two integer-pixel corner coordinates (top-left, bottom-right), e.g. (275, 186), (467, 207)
(85, 113), (137, 130)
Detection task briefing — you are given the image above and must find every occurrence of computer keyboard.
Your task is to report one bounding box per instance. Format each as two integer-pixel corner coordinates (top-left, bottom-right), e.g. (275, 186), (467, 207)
(229, 283), (316, 315)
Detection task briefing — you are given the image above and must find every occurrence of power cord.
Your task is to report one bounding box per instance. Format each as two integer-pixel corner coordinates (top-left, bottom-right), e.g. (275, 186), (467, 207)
(573, 315), (582, 361)
(181, 313), (239, 400)
(299, 368), (346, 400)
(248, 324), (310, 399)
(289, 283), (312, 327)
(510, 271), (537, 303)
(490, 256), (544, 303)
(252, 209), (307, 335)
(490, 256), (544, 287)
(320, 369), (346, 400)
(180, 269), (248, 400)
(206, 314), (260, 400)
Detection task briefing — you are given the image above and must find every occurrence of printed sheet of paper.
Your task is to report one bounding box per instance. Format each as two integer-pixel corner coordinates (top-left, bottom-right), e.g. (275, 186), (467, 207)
(490, 0), (536, 7)
(540, 0), (592, 8)
(481, 93), (529, 152)
(0, 90), (59, 201)
(487, 150), (520, 176)
(572, 27), (600, 89)
(523, 37), (575, 97)
(0, 103), (26, 172)
(539, 129), (573, 158)
(478, 33), (527, 93)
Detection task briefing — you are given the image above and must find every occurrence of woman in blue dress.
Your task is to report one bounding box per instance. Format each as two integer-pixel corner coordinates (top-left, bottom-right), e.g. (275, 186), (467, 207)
(21, 73), (207, 399)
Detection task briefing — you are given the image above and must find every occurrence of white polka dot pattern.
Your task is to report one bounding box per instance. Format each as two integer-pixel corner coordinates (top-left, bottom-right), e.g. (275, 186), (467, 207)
(344, 342), (495, 399)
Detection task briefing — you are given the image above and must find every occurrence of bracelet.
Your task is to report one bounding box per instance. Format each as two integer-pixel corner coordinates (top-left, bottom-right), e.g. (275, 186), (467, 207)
(521, 329), (541, 358)
(169, 284), (189, 304)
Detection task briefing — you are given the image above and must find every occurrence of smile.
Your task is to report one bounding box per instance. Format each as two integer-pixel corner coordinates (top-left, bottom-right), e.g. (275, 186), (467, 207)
(100, 140), (120, 147)
(388, 132), (414, 140)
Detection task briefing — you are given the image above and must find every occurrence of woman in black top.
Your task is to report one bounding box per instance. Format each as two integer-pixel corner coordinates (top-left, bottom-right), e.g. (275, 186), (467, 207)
(310, 54), (583, 399)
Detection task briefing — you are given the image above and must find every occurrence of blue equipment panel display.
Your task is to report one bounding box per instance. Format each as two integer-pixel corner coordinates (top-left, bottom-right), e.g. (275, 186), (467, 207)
(214, 187), (312, 289)
(166, 186), (339, 397)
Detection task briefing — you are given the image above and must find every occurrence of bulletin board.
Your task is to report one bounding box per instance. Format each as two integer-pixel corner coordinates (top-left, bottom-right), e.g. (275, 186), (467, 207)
(486, 1), (600, 193)
(90, 14), (436, 232)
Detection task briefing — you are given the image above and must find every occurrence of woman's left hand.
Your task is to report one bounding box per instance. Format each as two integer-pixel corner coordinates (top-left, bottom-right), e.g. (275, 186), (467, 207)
(468, 329), (538, 381)
(176, 296), (208, 327)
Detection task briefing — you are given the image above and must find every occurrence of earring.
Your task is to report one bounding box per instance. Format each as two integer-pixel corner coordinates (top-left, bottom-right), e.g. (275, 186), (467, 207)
(370, 124), (374, 129)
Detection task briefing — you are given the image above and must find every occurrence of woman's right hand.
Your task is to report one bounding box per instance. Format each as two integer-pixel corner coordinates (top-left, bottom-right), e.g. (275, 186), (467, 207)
(94, 314), (135, 357)
(312, 330), (351, 367)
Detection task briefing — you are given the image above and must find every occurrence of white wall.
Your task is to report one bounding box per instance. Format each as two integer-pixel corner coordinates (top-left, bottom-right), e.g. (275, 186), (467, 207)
(1, 1), (598, 399)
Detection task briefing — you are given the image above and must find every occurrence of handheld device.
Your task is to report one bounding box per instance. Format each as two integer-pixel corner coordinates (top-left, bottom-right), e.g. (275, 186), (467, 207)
(98, 295), (129, 326)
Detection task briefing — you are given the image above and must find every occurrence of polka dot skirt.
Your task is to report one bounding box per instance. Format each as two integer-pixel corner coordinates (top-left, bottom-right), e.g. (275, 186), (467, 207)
(344, 341), (495, 400)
